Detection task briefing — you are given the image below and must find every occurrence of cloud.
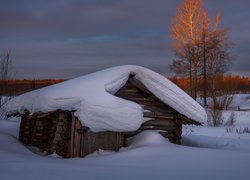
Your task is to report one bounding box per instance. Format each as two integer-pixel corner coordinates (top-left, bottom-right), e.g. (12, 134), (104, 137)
(4, 35), (170, 79)
(0, 0), (249, 78)
(0, 0), (173, 39)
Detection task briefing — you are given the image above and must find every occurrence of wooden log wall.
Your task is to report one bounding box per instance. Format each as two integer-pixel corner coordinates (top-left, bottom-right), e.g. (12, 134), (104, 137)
(19, 110), (72, 158)
(115, 77), (182, 144)
(19, 110), (124, 158)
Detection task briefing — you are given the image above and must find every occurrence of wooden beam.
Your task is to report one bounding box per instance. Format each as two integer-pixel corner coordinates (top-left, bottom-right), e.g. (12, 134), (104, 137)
(70, 112), (76, 158)
(142, 105), (176, 114)
(142, 119), (175, 127)
(139, 125), (175, 131)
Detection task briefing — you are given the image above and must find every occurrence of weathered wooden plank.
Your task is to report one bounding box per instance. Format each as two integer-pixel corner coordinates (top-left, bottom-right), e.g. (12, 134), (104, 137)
(34, 133), (43, 137)
(129, 78), (151, 94)
(116, 91), (150, 98)
(143, 114), (175, 120)
(155, 114), (174, 120)
(139, 125), (175, 131)
(116, 93), (166, 105)
(117, 88), (140, 93)
(155, 111), (174, 117)
(135, 100), (168, 107)
(143, 111), (154, 117)
(142, 105), (175, 114)
(73, 118), (82, 157)
(142, 119), (175, 127)
(118, 96), (157, 102)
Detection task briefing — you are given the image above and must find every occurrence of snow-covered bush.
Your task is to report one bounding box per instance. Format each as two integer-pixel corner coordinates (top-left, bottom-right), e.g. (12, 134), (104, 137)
(0, 96), (12, 119)
(226, 127), (250, 134)
(0, 50), (13, 120)
(225, 112), (236, 126)
(207, 94), (234, 126)
(207, 108), (224, 126)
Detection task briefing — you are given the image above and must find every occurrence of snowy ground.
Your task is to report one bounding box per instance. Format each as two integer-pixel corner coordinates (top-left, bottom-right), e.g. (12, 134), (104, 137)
(1, 95), (250, 180)
(183, 111), (250, 152)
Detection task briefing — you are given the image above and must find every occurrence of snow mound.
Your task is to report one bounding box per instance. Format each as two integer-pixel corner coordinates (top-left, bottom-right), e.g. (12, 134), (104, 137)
(127, 131), (171, 148)
(7, 65), (207, 132)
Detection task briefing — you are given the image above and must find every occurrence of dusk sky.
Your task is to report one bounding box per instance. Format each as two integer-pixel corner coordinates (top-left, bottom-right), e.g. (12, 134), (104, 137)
(1, 0), (250, 79)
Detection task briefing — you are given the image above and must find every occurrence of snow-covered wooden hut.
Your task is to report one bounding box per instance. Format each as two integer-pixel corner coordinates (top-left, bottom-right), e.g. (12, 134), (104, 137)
(7, 65), (207, 158)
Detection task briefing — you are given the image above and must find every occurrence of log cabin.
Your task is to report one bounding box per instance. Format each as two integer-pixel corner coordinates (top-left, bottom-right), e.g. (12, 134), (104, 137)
(7, 65), (207, 158)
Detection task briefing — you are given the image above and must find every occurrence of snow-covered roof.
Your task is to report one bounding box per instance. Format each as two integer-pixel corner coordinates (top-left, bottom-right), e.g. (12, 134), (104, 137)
(7, 65), (207, 132)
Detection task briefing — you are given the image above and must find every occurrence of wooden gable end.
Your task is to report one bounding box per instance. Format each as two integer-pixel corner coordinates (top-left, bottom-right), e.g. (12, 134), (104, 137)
(115, 76), (182, 144)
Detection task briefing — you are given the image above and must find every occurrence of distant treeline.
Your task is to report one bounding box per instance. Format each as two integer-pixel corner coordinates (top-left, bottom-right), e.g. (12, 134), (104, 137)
(0, 79), (65, 96)
(1, 75), (250, 97)
(169, 75), (250, 95)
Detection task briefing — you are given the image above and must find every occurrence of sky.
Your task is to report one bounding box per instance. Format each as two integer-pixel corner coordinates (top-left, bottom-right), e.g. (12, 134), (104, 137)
(0, 0), (250, 79)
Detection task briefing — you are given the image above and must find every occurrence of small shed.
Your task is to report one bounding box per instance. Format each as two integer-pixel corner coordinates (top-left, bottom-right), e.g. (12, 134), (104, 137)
(7, 65), (206, 158)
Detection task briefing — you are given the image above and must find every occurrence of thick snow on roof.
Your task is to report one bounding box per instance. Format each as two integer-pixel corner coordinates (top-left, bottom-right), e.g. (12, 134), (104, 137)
(7, 65), (207, 132)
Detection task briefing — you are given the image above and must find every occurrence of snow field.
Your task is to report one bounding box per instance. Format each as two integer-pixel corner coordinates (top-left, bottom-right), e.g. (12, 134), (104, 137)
(1, 110), (250, 180)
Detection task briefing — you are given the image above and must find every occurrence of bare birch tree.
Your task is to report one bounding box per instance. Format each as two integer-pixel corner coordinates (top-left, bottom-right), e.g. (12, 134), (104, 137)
(169, 0), (232, 103)
(0, 50), (13, 119)
(170, 0), (205, 99)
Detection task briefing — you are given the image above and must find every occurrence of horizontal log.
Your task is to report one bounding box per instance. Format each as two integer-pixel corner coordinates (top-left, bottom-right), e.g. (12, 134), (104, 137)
(176, 115), (201, 125)
(116, 91), (152, 98)
(129, 78), (151, 94)
(116, 92), (171, 107)
(155, 115), (174, 120)
(117, 88), (140, 93)
(143, 114), (174, 120)
(139, 125), (175, 131)
(116, 90), (155, 99)
(143, 106), (176, 114)
(142, 119), (175, 127)
(143, 111), (154, 118)
(134, 100), (167, 107)
(155, 111), (174, 117)
(126, 96), (157, 102)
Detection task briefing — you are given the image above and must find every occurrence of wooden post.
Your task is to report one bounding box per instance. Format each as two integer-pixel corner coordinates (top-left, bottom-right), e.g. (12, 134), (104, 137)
(73, 118), (82, 157)
(70, 112), (76, 158)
